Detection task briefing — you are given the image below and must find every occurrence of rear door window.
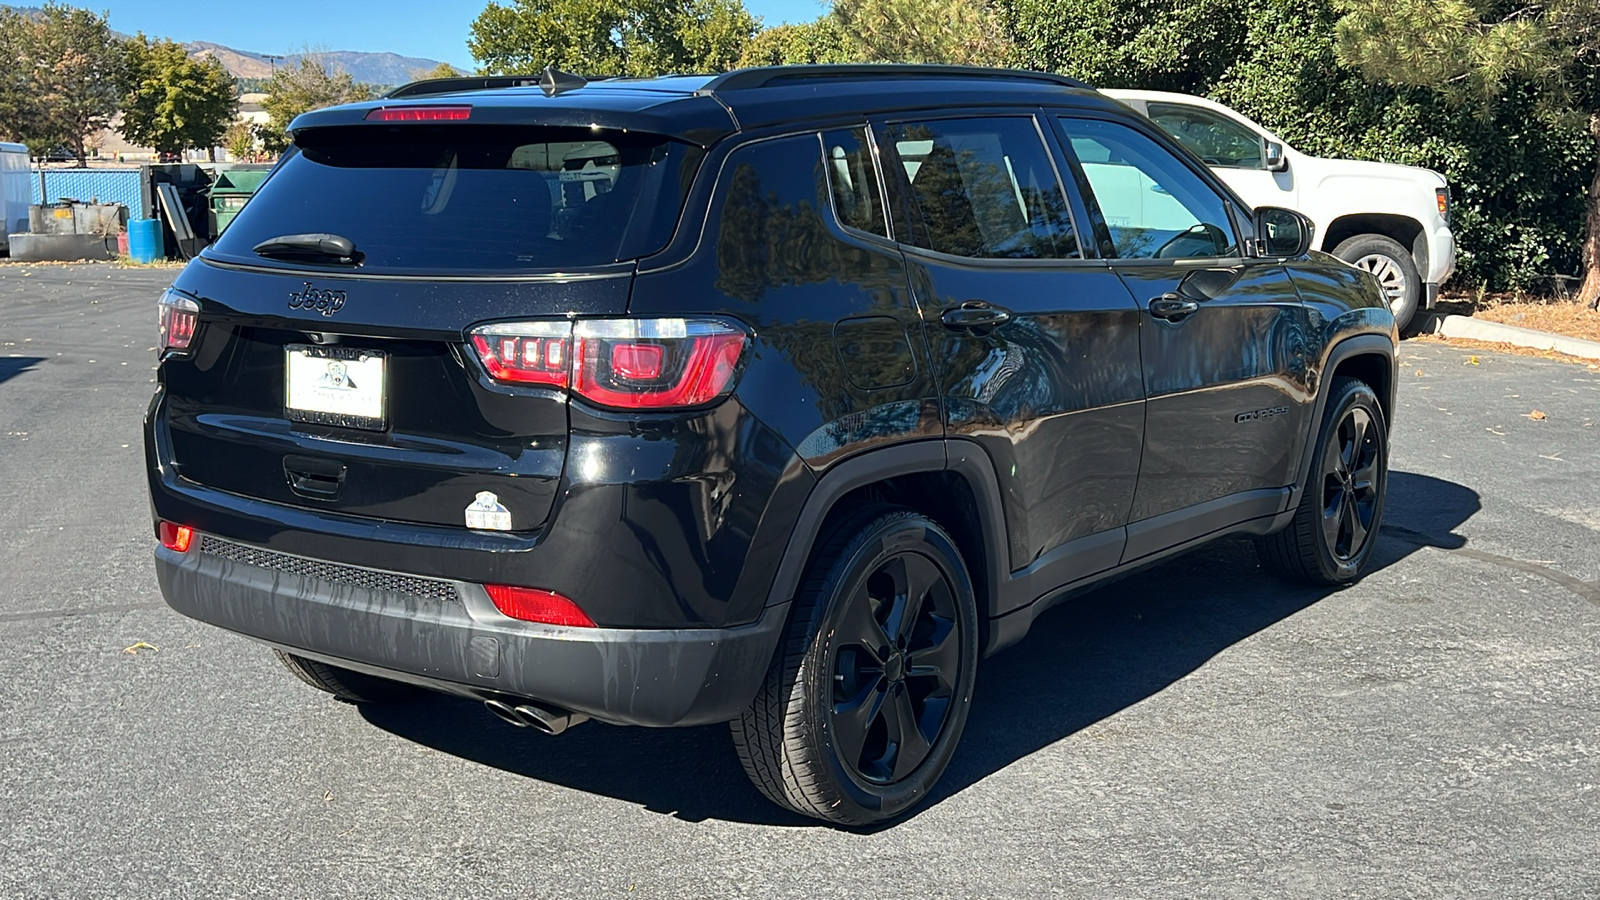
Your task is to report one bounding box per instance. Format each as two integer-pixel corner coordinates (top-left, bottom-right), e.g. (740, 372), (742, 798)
(208, 125), (702, 274)
(884, 117), (1079, 260)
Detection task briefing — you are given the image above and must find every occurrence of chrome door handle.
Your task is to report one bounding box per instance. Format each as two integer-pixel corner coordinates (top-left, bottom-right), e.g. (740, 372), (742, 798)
(941, 302), (1013, 330)
(1148, 293), (1200, 321)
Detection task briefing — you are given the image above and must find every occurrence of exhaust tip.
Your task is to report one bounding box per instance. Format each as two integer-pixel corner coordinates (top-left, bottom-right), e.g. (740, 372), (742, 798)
(484, 699), (527, 728)
(512, 702), (589, 736)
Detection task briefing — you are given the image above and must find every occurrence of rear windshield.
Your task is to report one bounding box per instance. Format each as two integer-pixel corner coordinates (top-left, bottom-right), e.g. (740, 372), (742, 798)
(207, 125), (702, 274)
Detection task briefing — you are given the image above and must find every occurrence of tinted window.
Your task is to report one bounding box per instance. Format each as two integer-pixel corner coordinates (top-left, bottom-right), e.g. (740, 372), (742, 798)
(888, 117), (1078, 260)
(1146, 103), (1264, 169)
(210, 125), (701, 274)
(1059, 117), (1238, 260)
(822, 128), (886, 237)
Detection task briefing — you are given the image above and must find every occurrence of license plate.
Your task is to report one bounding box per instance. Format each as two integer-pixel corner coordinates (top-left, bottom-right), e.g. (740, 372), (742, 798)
(284, 344), (387, 430)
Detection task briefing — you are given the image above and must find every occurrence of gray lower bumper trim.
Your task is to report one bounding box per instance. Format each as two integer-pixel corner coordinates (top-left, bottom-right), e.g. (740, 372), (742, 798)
(154, 543), (786, 727)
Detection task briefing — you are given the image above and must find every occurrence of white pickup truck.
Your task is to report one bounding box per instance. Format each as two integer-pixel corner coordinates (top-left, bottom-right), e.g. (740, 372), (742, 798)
(1103, 89), (1454, 332)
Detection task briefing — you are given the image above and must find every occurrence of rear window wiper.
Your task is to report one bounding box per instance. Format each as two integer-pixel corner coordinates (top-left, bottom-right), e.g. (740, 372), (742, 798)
(252, 233), (363, 265)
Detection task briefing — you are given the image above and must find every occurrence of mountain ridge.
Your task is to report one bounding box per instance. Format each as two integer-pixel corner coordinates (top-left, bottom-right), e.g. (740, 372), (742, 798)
(0, 6), (455, 86)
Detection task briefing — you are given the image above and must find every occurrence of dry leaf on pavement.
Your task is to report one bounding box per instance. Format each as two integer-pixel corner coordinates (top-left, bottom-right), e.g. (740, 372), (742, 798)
(1526, 410), (1547, 420)
(122, 641), (158, 655)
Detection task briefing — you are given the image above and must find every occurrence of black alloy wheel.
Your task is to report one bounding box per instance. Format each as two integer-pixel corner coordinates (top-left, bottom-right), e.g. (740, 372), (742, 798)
(731, 506), (979, 826)
(831, 549), (962, 785)
(1257, 376), (1389, 585)
(1320, 404), (1382, 562)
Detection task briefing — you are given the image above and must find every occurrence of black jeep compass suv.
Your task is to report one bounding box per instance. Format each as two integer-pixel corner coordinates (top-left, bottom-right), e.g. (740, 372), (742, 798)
(147, 65), (1396, 825)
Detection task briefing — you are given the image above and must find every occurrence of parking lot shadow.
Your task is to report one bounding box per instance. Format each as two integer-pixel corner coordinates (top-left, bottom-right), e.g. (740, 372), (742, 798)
(0, 357), (45, 386)
(361, 469), (1478, 827)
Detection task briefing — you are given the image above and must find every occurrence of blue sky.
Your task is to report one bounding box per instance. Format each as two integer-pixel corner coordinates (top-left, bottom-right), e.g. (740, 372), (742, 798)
(92, 0), (831, 69)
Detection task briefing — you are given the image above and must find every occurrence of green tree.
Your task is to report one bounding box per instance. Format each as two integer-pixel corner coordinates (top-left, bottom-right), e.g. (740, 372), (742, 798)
(1006, 0), (1244, 90)
(0, 3), (124, 165)
(467, 0), (756, 76)
(832, 0), (1011, 66)
(120, 36), (238, 159)
(260, 54), (372, 153)
(223, 120), (257, 161)
(1334, 0), (1600, 303)
(412, 62), (465, 80)
(737, 19), (853, 67)
(0, 9), (47, 145)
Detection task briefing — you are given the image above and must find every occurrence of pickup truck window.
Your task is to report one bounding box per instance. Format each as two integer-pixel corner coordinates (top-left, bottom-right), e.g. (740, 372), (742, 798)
(1146, 103), (1264, 170)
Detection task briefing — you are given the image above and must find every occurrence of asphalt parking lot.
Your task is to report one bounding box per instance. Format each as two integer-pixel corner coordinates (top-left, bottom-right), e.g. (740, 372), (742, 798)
(2, 263), (1597, 898)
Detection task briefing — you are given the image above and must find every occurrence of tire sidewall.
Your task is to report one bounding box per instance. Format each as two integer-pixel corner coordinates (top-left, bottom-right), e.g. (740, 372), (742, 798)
(1312, 381), (1389, 582)
(802, 514), (980, 821)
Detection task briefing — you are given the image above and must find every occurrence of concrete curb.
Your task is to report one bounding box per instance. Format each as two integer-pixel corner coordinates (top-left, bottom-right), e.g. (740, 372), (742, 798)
(1418, 313), (1600, 361)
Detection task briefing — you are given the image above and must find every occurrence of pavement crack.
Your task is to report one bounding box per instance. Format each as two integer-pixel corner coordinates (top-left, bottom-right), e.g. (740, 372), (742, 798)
(0, 601), (168, 623)
(1381, 525), (1600, 606)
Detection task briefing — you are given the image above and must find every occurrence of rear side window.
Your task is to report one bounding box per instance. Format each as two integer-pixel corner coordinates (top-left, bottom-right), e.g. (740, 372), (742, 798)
(821, 128), (886, 237)
(208, 125), (702, 274)
(886, 117), (1078, 260)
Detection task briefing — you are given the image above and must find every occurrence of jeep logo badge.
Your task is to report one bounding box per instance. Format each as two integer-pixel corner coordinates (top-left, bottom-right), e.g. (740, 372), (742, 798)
(288, 283), (347, 317)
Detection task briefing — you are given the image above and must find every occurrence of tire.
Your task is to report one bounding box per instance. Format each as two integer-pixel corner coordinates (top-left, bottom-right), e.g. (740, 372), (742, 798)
(1257, 376), (1389, 585)
(731, 505), (980, 826)
(1333, 234), (1422, 334)
(274, 650), (424, 704)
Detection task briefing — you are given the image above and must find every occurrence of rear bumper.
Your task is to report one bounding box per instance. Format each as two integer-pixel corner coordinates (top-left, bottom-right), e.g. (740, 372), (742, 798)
(154, 538), (787, 727)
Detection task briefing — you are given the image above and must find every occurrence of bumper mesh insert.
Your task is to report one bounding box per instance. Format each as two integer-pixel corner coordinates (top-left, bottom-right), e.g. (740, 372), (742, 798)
(199, 535), (459, 603)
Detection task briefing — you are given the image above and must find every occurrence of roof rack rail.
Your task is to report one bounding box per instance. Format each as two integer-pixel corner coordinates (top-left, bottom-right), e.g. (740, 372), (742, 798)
(701, 64), (1091, 94)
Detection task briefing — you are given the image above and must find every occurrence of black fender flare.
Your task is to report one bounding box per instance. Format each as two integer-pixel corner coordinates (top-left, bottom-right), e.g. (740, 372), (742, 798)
(1286, 332), (1397, 510)
(762, 439), (1011, 622)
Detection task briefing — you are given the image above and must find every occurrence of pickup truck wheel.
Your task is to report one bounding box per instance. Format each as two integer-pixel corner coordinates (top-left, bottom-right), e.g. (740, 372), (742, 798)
(731, 506), (979, 826)
(274, 650), (423, 704)
(1333, 234), (1421, 334)
(1257, 376), (1388, 585)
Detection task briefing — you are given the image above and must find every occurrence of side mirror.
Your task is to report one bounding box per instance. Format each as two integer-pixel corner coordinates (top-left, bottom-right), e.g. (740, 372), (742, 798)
(1250, 206), (1314, 258)
(1263, 139), (1288, 173)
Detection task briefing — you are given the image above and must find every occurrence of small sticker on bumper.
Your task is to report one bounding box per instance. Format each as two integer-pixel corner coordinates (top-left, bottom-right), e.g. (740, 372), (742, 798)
(465, 491), (512, 531)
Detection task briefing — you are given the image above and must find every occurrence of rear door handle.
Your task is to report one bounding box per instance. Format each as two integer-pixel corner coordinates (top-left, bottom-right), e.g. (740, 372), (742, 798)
(284, 455), (346, 499)
(1148, 293), (1200, 322)
(941, 302), (1013, 330)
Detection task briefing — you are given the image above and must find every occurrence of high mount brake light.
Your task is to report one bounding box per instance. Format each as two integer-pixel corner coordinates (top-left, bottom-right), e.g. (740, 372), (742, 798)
(158, 289), (200, 352)
(467, 318), (748, 410)
(365, 106), (472, 122)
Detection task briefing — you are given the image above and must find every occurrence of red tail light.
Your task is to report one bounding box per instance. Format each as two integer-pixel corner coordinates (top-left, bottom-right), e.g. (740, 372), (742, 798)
(485, 585), (595, 627)
(469, 321), (571, 387)
(159, 521), (193, 552)
(158, 289), (199, 352)
(468, 318), (747, 409)
(365, 106), (472, 122)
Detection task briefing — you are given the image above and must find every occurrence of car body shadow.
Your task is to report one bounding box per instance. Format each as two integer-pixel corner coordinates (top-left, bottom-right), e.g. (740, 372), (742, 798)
(0, 357), (45, 386)
(361, 470), (1479, 828)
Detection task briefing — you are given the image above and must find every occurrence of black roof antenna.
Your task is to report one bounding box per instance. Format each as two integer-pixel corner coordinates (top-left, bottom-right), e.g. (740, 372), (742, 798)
(540, 66), (588, 97)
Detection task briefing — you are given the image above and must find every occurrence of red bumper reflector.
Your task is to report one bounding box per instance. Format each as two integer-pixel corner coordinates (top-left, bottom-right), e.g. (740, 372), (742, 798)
(159, 522), (193, 552)
(485, 585), (596, 627)
(365, 105), (472, 122)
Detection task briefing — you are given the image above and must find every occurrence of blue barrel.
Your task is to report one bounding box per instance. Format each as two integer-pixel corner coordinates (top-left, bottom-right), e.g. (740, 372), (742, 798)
(128, 218), (163, 264)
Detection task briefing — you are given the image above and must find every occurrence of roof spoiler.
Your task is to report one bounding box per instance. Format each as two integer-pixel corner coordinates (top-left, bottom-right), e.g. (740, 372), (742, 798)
(385, 67), (597, 99)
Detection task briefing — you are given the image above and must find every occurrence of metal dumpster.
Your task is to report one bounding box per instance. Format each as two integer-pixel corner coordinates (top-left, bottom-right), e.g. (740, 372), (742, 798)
(206, 168), (271, 234)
